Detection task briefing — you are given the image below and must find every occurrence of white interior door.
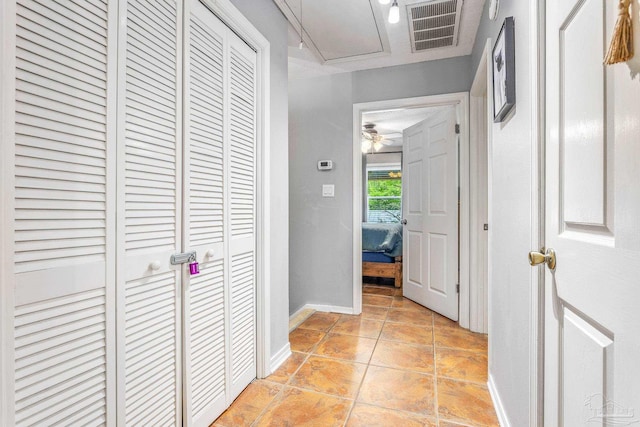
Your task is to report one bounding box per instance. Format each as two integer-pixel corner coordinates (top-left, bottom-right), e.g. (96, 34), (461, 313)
(402, 108), (459, 320)
(12, 0), (116, 425)
(543, 0), (640, 424)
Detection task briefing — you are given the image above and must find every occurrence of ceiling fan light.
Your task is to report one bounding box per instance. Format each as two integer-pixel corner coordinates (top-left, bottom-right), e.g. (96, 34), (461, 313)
(378, 0), (391, 4)
(388, 0), (400, 23)
(373, 141), (383, 151)
(362, 139), (372, 153)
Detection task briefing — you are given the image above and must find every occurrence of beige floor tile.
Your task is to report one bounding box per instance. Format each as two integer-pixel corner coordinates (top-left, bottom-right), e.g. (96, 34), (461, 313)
(289, 329), (325, 353)
(214, 380), (281, 427)
(297, 312), (341, 332)
(362, 294), (393, 307)
(370, 340), (434, 374)
(433, 312), (459, 328)
(390, 297), (431, 312)
(254, 387), (351, 427)
(290, 355), (367, 398)
(437, 378), (499, 426)
(363, 286), (395, 296)
(357, 366), (435, 416)
(346, 403), (437, 426)
(434, 325), (488, 353)
(314, 333), (377, 363)
(386, 308), (433, 326)
(361, 305), (389, 321)
(379, 321), (433, 345)
(219, 303), (496, 427)
(438, 421), (471, 427)
(436, 348), (488, 384)
(267, 351), (308, 384)
(331, 315), (384, 338)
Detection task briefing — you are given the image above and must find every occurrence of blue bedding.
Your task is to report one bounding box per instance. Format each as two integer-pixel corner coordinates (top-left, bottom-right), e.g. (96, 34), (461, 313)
(362, 252), (395, 263)
(362, 222), (403, 257)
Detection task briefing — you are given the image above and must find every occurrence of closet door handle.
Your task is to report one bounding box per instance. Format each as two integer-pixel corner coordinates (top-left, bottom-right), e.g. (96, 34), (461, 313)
(401, 219), (408, 225)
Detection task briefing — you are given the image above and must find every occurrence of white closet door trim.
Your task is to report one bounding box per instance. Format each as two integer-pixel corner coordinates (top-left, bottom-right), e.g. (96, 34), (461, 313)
(0, 1), (16, 424)
(200, 0), (271, 378)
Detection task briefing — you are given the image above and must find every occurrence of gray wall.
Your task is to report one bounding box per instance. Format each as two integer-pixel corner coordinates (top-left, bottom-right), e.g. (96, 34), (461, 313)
(470, 2), (536, 426)
(230, 0), (290, 361)
(289, 73), (354, 312)
(289, 57), (472, 314)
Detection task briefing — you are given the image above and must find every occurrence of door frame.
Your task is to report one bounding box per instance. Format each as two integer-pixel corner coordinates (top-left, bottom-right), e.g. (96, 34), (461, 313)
(352, 92), (470, 318)
(532, 0), (545, 425)
(469, 40), (492, 334)
(0, 1), (272, 424)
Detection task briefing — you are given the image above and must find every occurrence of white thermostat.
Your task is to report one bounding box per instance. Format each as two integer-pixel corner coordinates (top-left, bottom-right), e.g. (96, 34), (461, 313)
(317, 160), (333, 171)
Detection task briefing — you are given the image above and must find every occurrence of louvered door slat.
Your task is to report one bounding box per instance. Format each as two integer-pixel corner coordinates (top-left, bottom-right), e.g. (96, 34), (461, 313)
(14, 0), (113, 421)
(225, 26), (257, 407)
(183, 2), (229, 424)
(119, 0), (180, 425)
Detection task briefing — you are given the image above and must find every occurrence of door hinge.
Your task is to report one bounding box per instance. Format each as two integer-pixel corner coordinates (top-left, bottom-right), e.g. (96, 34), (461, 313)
(456, 284), (460, 293)
(484, 223), (489, 231)
(455, 124), (460, 134)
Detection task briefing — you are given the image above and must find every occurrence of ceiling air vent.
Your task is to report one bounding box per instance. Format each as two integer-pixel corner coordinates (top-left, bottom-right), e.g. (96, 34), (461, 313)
(407, 0), (462, 52)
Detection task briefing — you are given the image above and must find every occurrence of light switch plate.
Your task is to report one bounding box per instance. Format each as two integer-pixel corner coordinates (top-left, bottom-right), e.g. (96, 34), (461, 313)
(322, 184), (335, 197)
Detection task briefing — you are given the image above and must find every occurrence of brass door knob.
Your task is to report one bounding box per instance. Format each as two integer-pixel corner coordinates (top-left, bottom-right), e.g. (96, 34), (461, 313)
(528, 248), (556, 271)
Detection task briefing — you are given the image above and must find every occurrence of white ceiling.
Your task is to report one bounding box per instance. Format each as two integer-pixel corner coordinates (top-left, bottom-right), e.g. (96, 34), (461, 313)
(274, 0), (486, 79)
(362, 105), (448, 150)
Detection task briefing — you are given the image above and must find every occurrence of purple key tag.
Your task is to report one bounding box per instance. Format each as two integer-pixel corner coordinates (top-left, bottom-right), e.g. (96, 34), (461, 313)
(188, 253), (200, 275)
(189, 261), (200, 275)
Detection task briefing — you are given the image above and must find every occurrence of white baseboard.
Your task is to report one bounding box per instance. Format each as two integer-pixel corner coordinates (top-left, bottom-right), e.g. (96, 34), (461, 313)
(269, 342), (291, 374)
(488, 374), (511, 427)
(289, 305), (312, 321)
(304, 304), (355, 315)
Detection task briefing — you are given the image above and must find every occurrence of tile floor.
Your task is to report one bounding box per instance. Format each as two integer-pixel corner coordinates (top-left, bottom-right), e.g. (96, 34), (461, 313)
(213, 284), (498, 427)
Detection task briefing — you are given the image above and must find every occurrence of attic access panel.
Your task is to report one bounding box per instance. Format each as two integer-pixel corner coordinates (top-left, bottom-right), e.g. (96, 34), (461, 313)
(407, 0), (462, 52)
(280, 0), (391, 63)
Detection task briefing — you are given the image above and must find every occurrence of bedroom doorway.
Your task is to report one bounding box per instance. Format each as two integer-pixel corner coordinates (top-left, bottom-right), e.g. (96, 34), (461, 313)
(352, 93), (470, 323)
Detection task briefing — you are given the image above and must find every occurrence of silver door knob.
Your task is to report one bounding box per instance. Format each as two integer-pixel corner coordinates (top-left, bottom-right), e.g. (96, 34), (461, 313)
(401, 219), (407, 225)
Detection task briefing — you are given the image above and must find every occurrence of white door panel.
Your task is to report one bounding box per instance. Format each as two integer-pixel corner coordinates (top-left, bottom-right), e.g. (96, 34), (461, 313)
(183, 1), (229, 424)
(227, 33), (257, 399)
(13, 0), (116, 424)
(403, 108), (459, 320)
(544, 0), (640, 424)
(117, 0), (181, 424)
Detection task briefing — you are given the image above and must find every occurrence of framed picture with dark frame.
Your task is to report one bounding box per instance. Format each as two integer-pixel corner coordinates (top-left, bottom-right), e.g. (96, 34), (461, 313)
(492, 17), (515, 123)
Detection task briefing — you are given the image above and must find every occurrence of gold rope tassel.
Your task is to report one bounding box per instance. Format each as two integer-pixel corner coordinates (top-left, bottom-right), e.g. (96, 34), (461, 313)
(604, 0), (634, 64)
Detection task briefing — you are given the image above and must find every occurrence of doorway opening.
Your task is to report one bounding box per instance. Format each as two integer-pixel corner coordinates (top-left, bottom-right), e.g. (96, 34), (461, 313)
(352, 92), (475, 326)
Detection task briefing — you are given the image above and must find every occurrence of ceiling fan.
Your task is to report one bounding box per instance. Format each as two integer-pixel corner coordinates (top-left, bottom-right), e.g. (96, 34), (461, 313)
(362, 123), (390, 153)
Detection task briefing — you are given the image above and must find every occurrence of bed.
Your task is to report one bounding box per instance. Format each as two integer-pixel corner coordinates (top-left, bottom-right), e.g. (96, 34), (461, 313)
(362, 222), (403, 288)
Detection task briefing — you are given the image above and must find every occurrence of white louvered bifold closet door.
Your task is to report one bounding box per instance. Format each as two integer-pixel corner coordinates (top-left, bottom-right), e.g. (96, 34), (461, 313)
(182, 1), (257, 424)
(13, 0), (116, 425)
(182, 0), (227, 425)
(227, 17), (258, 400)
(116, 0), (182, 425)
